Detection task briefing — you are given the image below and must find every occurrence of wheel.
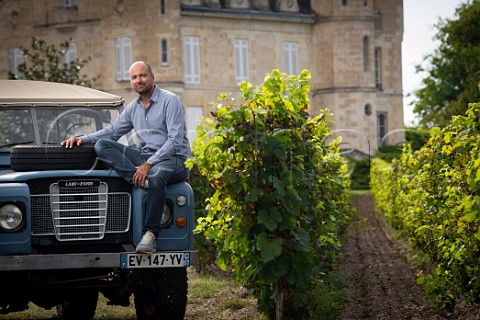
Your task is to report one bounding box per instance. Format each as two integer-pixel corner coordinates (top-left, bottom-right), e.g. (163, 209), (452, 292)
(56, 289), (98, 320)
(10, 144), (107, 171)
(134, 268), (188, 320)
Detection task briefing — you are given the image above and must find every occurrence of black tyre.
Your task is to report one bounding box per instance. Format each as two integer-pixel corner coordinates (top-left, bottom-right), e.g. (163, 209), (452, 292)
(56, 289), (98, 320)
(10, 144), (107, 171)
(134, 268), (188, 320)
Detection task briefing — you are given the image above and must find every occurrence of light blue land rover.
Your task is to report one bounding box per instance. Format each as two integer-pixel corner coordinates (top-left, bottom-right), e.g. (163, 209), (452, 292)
(0, 80), (197, 320)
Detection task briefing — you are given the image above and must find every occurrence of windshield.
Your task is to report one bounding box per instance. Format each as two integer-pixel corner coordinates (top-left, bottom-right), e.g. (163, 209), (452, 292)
(0, 109), (35, 147)
(0, 107), (129, 149)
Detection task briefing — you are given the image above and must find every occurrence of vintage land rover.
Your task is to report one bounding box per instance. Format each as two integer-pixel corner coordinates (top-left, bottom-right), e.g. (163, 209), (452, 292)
(0, 80), (197, 320)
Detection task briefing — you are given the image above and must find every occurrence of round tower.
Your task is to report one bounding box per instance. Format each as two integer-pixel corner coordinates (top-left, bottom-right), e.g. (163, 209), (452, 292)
(310, 0), (404, 155)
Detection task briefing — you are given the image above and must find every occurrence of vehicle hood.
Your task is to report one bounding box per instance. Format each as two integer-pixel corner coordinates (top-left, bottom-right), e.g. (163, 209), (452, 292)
(0, 169), (120, 183)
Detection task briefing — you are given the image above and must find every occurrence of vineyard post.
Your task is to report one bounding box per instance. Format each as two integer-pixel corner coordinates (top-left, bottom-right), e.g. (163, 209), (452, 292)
(276, 286), (284, 320)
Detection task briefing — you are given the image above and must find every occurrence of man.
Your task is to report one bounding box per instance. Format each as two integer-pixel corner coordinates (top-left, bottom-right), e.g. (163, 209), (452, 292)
(61, 61), (191, 254)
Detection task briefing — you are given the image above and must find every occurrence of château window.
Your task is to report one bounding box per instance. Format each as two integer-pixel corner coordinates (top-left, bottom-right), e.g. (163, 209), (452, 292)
(283, 42), (298, 75)
(374, 47), (382, 90)
(63, 42), (77, 65)
(184, 36), (201, 84)
(9, 48), (23, 79)
(363, 36), (369, 72)
(234, 39), (249, 83)
(377, 112), (387, 147)
(161, 39), (168, 66)
(186, 106), (203, 145)
(64, 0), (74, 7)
(115, 37), (132, 81)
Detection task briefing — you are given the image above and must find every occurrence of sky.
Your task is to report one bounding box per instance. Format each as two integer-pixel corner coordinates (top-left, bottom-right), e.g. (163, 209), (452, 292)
(402, 0), (466, 126)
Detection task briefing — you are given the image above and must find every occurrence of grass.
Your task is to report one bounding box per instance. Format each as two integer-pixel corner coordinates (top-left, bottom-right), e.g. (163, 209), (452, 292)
(308, 271), (348, 320)
(2, 268), (347, 319)
(1, 295), (137, 320)
(187, 273), (230, 304)
(350, 189), (372, 195)
(186, 270), (266, 320)
(2, 269), (266, 320)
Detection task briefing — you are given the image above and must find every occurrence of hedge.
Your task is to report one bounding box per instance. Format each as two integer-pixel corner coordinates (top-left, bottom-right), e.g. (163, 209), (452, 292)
(371, 102), (480, 309)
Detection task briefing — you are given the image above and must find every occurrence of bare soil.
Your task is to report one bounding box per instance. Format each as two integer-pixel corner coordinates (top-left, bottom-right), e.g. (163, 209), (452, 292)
(338, 194), (480, 320)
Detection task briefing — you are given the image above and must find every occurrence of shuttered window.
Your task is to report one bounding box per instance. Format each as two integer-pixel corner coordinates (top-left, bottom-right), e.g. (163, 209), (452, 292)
(9, 48), (23, 79)
(283, 42), (298, 75)
(184, 36), (200, 84)
(64, 42), (77, 64)
(115, 37), (132, 81)
(234, 39), (249, 83)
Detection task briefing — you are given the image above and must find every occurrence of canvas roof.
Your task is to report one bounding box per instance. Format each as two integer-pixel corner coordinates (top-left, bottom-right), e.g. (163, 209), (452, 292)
(0, 80), (124, 107)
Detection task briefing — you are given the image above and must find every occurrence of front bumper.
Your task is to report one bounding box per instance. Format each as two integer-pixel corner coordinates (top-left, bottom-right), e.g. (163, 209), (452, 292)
(0, 250), (198, 271)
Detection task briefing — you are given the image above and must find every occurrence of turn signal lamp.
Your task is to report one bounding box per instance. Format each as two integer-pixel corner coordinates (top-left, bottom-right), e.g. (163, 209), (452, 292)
(176, 216), (187, 228)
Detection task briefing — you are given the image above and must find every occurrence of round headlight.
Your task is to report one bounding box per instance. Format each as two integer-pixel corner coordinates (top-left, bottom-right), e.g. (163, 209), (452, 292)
(160, 204), (172, 226)
(176, 195), (187, 206)
(0, 204), (23, 231)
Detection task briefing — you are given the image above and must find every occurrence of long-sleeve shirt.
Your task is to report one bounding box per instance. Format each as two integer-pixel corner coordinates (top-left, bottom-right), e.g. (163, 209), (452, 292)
(82, 85), (191, 164)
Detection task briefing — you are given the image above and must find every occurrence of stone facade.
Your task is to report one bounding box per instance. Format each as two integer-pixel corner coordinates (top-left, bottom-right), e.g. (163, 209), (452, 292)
(0, 0), (404, 154)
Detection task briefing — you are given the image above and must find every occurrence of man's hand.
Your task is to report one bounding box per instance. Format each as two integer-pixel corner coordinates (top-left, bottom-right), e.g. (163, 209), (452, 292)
(61, 137), (83, 148)
(133, 162), (152, 187)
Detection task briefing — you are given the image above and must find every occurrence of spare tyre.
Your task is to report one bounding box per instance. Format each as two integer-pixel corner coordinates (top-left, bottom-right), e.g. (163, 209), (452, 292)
(10, 145), (108, 171)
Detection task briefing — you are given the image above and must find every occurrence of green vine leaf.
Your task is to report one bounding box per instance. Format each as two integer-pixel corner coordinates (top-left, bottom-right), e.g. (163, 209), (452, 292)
(256, 232), (284, 262)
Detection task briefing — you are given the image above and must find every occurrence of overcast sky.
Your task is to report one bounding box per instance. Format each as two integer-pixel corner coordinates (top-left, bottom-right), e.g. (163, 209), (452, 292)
(402, 0), (465, 125)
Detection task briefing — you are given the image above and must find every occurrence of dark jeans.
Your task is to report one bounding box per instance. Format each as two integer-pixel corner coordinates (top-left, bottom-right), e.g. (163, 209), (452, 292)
(94, 139), (189, 237)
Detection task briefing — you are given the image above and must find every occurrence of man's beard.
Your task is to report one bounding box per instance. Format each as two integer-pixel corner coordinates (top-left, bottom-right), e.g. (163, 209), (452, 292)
(134, 83), (151, 95)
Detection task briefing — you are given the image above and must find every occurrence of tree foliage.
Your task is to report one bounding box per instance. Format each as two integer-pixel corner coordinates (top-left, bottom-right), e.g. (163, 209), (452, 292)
(8, 37), (96, 87)
(413, 0), (480, 128)
(187, 70), (352, 318)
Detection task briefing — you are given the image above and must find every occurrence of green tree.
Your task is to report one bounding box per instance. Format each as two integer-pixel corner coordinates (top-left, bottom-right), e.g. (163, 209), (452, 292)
(412, 0), (480, 128)
(8, 37), (96, 87)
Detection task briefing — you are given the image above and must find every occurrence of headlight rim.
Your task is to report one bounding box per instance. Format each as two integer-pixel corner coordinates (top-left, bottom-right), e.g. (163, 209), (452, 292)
(159, 200), (174, 228)
(0, 202), (25, 232)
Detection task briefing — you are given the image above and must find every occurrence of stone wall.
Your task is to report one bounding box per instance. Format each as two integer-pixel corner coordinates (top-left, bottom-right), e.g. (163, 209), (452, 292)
(0, 0), (404, 153)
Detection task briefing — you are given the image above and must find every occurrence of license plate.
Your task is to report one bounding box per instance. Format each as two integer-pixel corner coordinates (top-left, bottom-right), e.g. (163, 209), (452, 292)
(120, 252), (190, 269)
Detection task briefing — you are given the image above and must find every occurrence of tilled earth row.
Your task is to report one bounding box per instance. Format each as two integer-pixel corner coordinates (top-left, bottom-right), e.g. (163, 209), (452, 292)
(338, 194), (480, 320)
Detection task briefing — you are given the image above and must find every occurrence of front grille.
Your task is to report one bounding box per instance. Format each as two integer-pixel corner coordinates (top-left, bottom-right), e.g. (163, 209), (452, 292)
(31, 183), (131, 241)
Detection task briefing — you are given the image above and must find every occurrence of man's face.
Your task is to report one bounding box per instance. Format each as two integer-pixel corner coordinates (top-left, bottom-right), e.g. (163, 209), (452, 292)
(129, 63), (154, 95)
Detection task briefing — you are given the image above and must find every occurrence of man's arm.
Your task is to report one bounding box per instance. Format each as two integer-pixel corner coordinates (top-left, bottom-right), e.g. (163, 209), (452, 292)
(60, 103), (134, 148)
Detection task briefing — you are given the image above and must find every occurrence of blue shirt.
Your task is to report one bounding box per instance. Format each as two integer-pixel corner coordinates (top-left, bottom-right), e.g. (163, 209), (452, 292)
(82, 85), (191, 164)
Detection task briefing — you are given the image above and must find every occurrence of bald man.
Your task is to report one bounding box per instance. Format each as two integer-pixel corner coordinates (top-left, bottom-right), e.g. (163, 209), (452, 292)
(62, 61), (191, 254)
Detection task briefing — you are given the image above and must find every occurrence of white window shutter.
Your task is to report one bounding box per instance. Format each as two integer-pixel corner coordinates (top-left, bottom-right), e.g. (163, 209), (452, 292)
(234, 39), (249, 83)
(9, 48), (24, 78)
(184, 36), (200, 84)
(283, 42), (298, 75)
(115, 39), (123, 81)
(64, 42), (77, 64)
(115, 37), (132, 81)
(123, 38), (132, 80)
